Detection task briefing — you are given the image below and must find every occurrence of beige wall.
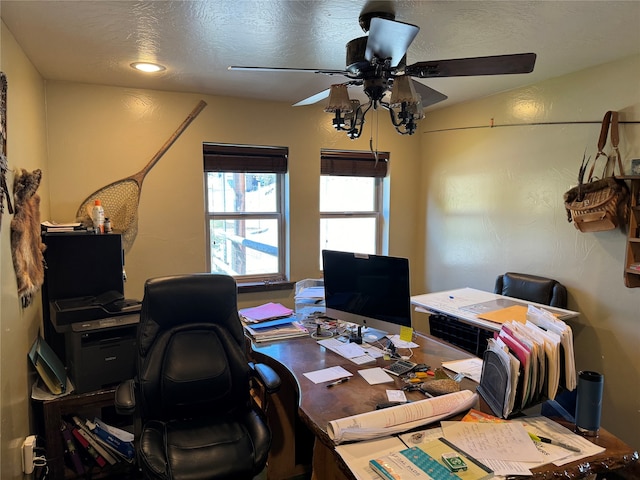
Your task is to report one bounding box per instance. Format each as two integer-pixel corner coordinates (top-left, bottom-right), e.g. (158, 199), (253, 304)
(0, 20), (50, 478)
(418, 54), (640, 448)
(43, 83), (423, 308)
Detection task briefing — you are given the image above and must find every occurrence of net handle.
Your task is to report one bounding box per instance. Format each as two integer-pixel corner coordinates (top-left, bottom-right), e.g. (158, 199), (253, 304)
(131, 99), (208, 184)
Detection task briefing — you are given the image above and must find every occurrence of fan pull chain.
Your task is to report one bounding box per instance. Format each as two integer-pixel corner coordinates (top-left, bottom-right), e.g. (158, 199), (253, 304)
(369, 110), (379, 164)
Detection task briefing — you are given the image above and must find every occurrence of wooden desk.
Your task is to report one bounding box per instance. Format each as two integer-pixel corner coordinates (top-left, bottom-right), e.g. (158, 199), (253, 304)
(250, 330), (638, 480)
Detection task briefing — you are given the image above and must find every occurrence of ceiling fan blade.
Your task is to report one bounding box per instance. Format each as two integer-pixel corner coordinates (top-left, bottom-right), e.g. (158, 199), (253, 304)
(412, 81), (448, 108)
(365, 17), (419, 67)
(405, 53), (537, 78)
(228, 66), (348, 76)
(293, 89), (331, 106)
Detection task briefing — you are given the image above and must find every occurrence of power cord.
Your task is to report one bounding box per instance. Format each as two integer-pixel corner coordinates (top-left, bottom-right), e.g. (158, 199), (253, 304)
(33, 436), (48, 480)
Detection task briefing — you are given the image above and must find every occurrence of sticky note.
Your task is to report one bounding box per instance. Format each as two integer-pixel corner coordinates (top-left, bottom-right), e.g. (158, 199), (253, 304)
(400, 326), (413, 342)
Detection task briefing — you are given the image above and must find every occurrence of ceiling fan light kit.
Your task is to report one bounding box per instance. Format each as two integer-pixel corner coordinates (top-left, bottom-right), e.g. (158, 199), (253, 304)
(229, 10), (536, 139)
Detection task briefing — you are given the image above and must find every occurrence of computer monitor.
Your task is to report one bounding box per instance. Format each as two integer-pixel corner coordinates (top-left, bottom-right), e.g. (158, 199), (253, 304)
(321, 249), (412, 337)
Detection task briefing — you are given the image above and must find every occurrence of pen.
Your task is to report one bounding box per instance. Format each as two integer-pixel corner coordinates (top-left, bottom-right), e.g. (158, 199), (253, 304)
(326, 377), (350, 388)
(529, 433), (582, 453)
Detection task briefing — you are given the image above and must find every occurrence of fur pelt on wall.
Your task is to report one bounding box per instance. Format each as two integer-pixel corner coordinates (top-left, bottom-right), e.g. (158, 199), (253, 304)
(11, 168), (46, 308)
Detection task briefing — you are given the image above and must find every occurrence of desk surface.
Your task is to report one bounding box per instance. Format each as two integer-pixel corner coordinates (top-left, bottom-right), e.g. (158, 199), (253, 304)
(252, 331), (475, 445)
(251, 329), (638, 480)
(412, 287), (580, 332)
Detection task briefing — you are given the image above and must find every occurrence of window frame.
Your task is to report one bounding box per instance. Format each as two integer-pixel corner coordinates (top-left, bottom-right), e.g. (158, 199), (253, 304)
(320, 149), (388, 257)
(203, 143), (288, 284)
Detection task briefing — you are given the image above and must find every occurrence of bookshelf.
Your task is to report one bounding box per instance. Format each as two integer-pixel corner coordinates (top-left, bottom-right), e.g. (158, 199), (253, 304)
(622, 176), (640, 288)
(36, 387), (136, 480)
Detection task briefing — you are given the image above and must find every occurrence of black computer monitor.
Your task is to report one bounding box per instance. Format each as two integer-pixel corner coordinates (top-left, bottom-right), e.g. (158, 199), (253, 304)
(321, 249), (412, 337)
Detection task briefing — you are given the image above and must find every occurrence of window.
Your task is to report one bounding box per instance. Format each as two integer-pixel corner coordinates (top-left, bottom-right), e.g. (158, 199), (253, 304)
(320, 149), (388, 262)
(203, 143), (287, 283)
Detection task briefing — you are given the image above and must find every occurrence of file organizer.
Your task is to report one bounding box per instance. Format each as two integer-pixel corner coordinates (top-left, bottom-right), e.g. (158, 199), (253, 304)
(476, 349), (510, 418)
(477, 313), (576, 419)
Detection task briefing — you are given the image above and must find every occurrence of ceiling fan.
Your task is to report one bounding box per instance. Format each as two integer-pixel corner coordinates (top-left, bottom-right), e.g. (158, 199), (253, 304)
(229, 10), (536, 138)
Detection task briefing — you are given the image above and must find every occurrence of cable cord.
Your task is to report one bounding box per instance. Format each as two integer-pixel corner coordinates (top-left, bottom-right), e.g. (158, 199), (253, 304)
(33, 441), (49, 480)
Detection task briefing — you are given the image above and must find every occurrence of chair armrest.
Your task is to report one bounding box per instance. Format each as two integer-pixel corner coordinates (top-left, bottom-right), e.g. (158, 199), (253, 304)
(250, 362), (281, 394)
(114, 379), (136, 415)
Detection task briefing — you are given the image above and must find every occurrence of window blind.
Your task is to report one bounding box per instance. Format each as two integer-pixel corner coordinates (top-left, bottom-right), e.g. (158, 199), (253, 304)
(320, 149), (389, 178)
(203, 143), (288, 173)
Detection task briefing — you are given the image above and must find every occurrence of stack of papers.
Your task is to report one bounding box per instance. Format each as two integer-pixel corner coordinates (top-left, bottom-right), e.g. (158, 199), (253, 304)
(41, 221), (85, 232)
(244, 317), (308, 343)
(239, 302), (294, 323)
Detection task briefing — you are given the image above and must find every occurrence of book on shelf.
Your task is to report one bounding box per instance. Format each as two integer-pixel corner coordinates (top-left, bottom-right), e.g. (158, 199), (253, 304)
(67, 420), (107, 468)
(71, 416), (118, 466)
(628, 263), (640, 272)
(60, 421), (85, 475)
(87, 417), (135, 461)
(370, 446), (462, 480)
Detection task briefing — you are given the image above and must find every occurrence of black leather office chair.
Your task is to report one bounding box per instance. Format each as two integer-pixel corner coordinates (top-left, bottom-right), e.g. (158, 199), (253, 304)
(115, 273), (281, 480)
(494, 272), (567, 309)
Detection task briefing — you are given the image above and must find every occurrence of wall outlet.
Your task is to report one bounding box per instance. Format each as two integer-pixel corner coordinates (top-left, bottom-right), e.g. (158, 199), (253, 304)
(22, 435), (36, 474)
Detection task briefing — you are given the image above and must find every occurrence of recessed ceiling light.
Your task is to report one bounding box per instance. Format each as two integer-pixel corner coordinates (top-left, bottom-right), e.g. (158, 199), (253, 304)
(130, 62), (166, 73)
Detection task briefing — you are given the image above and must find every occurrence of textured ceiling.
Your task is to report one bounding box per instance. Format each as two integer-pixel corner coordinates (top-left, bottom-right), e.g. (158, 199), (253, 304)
(2, 0), (639, 111)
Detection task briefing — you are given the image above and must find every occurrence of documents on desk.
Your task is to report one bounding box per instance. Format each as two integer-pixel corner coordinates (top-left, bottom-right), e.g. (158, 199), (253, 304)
(327, 390), (477, 444)
(436, 415), (604, 477)
(441, 358), (483, 383)
(358, 367), (395, 385)
(317, 338), (384, 364)
(303, 365), (353, 384)
(477, 305), (576, 418)
(339, 413), (604, 480)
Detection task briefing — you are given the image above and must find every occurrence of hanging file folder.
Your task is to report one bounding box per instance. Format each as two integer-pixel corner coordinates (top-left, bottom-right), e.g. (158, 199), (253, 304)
(28, 336), (67, 395)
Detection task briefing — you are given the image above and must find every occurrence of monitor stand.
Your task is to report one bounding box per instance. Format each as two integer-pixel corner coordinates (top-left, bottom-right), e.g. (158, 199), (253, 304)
(349, 326), (363, 344)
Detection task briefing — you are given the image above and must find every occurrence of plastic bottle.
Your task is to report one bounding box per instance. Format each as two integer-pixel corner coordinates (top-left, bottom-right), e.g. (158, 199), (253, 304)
(91, 199), (105, 233)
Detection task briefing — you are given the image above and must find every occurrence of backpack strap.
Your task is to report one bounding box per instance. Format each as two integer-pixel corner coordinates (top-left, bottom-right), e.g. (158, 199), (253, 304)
(609, 111), (625, 177)
(587, 111), (625, 180)
(587, 111), (612, 181)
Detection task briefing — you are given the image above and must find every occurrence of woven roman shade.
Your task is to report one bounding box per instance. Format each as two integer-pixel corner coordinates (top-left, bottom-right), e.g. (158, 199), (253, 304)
(203, 143), (288, 173)
(321, 149), (389, 177)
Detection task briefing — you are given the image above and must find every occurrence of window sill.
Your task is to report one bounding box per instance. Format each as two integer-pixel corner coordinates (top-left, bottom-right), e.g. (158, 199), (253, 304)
(238, 281), (295, 294)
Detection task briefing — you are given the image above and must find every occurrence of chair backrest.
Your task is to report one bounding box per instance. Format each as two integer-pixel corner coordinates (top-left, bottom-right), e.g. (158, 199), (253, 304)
(135, 273), (251, 421)
(494, 272), (567, 308)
